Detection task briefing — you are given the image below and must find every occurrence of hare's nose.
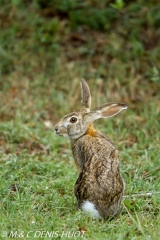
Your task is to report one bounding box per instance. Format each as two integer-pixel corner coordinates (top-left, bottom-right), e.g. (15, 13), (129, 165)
(54, 127), (59, 133)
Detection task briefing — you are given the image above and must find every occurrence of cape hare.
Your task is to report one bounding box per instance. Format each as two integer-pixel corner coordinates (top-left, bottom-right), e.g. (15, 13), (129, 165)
(55, 79), (127, 218)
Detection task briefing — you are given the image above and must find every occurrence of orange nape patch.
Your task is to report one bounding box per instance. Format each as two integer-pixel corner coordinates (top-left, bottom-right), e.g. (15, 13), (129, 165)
(86, 124), (96, 137)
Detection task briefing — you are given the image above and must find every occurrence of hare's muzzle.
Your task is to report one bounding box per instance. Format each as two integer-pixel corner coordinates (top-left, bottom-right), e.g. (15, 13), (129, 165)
(54, 126), (59, 134)
(54, 124), (68, 137)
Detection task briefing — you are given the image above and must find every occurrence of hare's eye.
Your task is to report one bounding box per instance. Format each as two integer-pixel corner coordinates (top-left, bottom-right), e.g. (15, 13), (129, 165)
(70, 117), (77, 123)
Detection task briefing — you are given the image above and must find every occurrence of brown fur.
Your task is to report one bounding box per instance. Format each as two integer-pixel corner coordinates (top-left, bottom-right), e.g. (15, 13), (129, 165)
(54, 78), (127, 218)
(86, 124), (96, 137)
(71, 128), (124, 218)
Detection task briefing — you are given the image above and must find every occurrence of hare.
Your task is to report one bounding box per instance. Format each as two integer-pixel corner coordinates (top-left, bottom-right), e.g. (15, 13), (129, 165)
(54, 78), (127, 219)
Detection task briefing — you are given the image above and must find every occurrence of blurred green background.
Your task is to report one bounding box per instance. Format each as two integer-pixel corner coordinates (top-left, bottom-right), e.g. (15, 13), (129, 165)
(0, 0), (160, 120)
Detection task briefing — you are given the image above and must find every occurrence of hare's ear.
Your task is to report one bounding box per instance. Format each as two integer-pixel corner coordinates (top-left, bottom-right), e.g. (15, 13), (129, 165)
(84, 103), (127, 123)
(80, 78), (91, 112)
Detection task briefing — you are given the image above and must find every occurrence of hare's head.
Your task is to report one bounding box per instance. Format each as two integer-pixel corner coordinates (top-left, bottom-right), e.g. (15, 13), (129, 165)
(54, 79), (127, 140)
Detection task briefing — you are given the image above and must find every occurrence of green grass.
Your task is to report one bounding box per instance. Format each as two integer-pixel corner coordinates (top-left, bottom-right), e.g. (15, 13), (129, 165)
(0, 83), (159, 240)
(0, 0), (160, 239)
